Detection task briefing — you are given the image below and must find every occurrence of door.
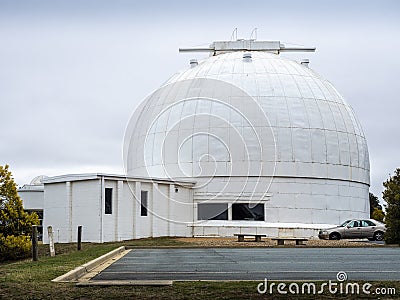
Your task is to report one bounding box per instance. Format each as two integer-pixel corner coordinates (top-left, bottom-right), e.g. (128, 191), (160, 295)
(344, 220), (363, 238)
(360, 220), (376, 238)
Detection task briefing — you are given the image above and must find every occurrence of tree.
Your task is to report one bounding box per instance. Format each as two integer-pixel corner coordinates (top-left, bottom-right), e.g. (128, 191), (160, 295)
(0, 165), (39, 260)
(383, 168), (400, 244)
(371, 207), (385, 222)
(369, 192), (385, 221)
(369, 192), (382, 216)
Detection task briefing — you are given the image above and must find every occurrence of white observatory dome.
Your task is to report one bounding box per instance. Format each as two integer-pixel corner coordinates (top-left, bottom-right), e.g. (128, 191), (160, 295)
(124, 46), (370, 225)
(30, 175), (48, 185)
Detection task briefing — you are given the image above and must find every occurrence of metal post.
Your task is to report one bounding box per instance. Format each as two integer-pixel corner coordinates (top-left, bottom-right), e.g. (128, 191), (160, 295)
(47, 226), (55, 257)
(77, 225), (82, 251)
(32, 225), (38, 261)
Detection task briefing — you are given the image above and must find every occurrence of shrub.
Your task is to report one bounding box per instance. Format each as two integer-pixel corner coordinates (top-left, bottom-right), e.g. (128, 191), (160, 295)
(0, 165), (39, 261)
(0, 234), (32, 261)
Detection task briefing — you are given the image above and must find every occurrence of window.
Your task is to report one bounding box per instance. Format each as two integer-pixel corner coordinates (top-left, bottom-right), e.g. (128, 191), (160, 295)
(232, 203), (264, 221)
(105, 188), (112, 214)
(361, 220), (376, 227)
(198, 203), (228, 220)
(25, 209), (43, 240)
(141, 190), (148, 216)
(348, 220), (361, 228)
(340, 220), (352, 227)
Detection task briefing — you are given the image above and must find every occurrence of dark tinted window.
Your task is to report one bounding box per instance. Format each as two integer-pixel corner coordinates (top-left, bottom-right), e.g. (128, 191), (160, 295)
(348, 220), (362, 227)
(105, 188), (112, 214)
(232, 203), (264, 221)
(198, 203), (228, 220)
(141, 191), (148, 216)
(24, 209), (44, 240)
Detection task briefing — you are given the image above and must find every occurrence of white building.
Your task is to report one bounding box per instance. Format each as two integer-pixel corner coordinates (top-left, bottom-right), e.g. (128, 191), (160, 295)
(18, 176), (45, 239)
(20, 39), (370, 242)
(20, 174), (194, 243)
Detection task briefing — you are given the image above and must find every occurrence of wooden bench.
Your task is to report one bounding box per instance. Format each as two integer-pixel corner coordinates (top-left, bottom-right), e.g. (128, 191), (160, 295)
(234, 234), (266, 242)
(271, 238), (308, 246)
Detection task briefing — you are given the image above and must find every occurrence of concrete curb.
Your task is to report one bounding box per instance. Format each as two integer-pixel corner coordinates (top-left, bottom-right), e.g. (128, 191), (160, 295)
(76, 280), (173, 286)
(125, 244), (386, 249)
(52, 246), (126, 283)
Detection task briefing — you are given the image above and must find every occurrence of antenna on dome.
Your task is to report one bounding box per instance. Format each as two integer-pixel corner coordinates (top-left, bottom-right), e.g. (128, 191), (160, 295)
(250, 28), (257, 40)
(230, 28), (238, 41)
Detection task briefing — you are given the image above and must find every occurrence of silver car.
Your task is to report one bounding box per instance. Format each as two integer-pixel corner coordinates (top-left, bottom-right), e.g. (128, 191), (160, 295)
(318, 219), (386, 241)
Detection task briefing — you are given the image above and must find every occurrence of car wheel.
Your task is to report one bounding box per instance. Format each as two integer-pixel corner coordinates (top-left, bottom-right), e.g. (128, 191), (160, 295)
(373, 231), (384, 241)
(329, 233), (341, 240)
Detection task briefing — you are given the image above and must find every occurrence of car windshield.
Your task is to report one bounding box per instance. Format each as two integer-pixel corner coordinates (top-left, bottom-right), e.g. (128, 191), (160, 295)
(339, 220), (352, 227)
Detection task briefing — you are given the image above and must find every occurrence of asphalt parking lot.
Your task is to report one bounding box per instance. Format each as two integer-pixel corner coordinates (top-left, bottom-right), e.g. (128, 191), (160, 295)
(92, 247), (400, 281)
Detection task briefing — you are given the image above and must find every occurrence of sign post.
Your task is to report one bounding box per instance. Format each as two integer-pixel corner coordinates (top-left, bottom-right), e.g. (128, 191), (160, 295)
(77, 226), (82, 251)
(32, 225), (38, 261)
(47, 226), (55, 257)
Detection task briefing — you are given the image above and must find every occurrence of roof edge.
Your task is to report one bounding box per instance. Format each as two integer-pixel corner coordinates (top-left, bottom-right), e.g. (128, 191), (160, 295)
(41, 173), (196, 186)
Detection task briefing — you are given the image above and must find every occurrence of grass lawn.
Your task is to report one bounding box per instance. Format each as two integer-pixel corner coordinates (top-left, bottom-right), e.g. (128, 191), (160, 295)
(0, 237), (399, 299)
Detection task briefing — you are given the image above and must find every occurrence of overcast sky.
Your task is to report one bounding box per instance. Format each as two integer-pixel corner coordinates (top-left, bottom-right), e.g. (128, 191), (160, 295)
(0, 0), (399, 204)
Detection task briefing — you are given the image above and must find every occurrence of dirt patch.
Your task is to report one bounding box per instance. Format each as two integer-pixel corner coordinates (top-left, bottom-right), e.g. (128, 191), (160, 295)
(175, 237), (383, 247)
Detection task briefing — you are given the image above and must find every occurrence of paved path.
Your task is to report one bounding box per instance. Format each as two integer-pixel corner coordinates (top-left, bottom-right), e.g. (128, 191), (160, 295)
(93, 247), (400, 281)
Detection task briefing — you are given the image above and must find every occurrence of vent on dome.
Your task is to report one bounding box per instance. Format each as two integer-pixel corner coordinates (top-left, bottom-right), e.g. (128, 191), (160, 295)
(243, 52), (252, 62)
(300, 59), (310, 68)
(190, 59), (198, 68)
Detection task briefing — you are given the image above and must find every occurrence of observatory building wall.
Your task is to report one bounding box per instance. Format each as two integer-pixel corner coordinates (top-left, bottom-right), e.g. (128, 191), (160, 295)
(38, 174), (194, 244)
